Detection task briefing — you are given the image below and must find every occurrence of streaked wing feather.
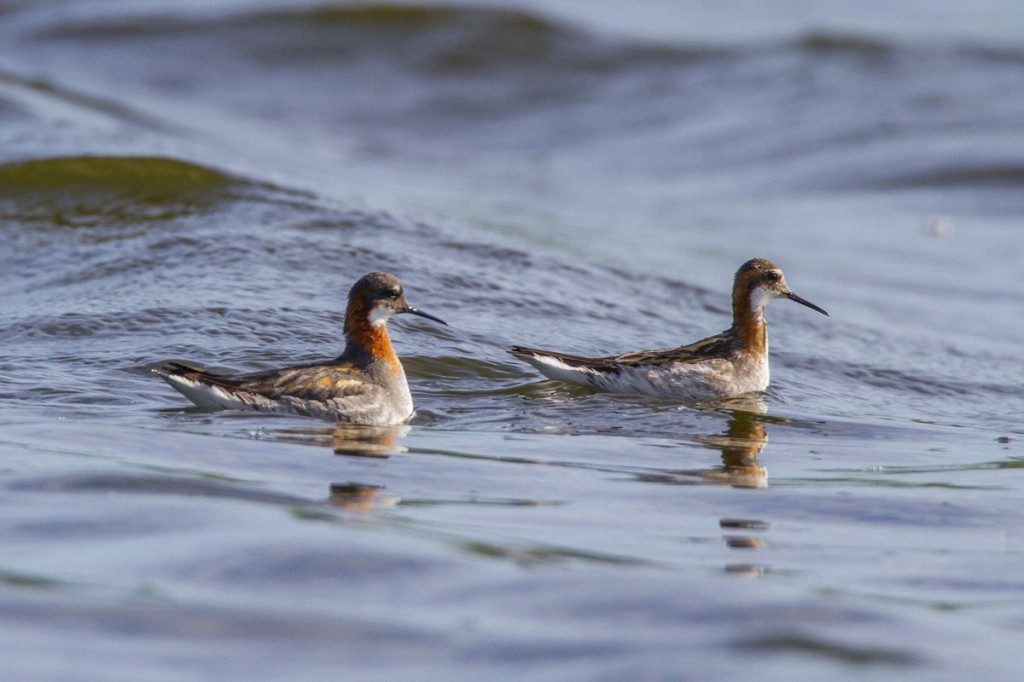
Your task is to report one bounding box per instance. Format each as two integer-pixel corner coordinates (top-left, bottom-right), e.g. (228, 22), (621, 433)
(235, 364), (369, 401)
(510, 330), (740, 373)
(157, 361), (370, 401)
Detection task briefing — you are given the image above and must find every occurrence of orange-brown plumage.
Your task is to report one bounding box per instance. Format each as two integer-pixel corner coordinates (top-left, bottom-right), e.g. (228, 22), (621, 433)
(731, 258), (772, 358)
(509, 258), (828, 401)
(344, 295), (401, 376)
(154, 272), (445, 424)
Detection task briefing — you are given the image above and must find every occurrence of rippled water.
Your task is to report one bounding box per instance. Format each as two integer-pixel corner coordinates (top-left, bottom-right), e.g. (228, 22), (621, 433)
(1, 1), (1022, 679)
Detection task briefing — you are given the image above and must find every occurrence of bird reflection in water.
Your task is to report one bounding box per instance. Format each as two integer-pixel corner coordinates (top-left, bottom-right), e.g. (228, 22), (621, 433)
(330, 423), (411, 457)
(636, 396), (772, 489)
(328, 482), (400, 510)
(275, 423), (411, 457)
(273, 424), (410, 510)
(692, 405), (769, 489)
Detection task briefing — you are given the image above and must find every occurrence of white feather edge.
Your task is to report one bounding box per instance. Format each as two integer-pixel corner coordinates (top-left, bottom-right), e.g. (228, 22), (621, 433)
(159, 373), (255, 409)
(518, 353), (597, 382)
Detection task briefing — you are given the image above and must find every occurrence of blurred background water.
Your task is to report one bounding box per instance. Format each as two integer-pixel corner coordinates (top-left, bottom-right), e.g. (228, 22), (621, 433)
(1, 1), (1022, 680)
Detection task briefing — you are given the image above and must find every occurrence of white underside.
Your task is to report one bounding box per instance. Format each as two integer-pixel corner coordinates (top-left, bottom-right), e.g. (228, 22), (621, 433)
(162, 375), (243, 408)
(519, 352), (770, 401)
(159, 373), (414, 425)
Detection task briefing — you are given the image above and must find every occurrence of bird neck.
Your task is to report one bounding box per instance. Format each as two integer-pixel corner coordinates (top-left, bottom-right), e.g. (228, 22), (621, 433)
(344, 306), (401, 375)
(732, 291), (768, 357)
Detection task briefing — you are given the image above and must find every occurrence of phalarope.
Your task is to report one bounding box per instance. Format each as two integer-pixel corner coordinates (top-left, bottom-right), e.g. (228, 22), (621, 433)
(153, 272), (445, 424)
(509, 258), (828, 401)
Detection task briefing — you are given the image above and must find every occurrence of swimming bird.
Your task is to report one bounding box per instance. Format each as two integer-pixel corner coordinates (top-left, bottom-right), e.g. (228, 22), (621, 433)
(509, 258), (828, 401)
(153, 272), (445, 424)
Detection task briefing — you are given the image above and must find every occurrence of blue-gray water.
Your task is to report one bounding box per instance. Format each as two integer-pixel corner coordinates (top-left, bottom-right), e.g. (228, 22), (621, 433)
(1, 1), (1022, 679)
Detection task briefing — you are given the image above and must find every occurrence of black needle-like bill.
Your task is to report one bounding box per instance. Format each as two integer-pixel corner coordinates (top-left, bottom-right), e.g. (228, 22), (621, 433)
(786, 291), (829, 316)
(403, 307), (448, 325)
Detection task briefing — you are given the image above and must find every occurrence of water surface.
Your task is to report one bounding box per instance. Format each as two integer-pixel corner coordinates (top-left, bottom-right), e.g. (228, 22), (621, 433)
(1, 1), (1022, 680)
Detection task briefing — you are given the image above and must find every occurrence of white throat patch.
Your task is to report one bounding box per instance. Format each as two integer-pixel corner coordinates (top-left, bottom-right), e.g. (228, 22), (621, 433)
(749, 286), (778, 311)
(368, 306), (394, 327)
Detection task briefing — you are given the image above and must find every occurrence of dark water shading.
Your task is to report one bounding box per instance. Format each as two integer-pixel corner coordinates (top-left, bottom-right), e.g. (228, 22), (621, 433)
(0, 155), (241, 229)
(6, 1), (1024, 197)
(0, 155), (232, 198)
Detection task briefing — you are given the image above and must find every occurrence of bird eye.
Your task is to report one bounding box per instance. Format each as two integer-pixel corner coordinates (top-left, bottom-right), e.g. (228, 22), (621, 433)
(387, 288), (402, 299)
(763, 271), (781, 283)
